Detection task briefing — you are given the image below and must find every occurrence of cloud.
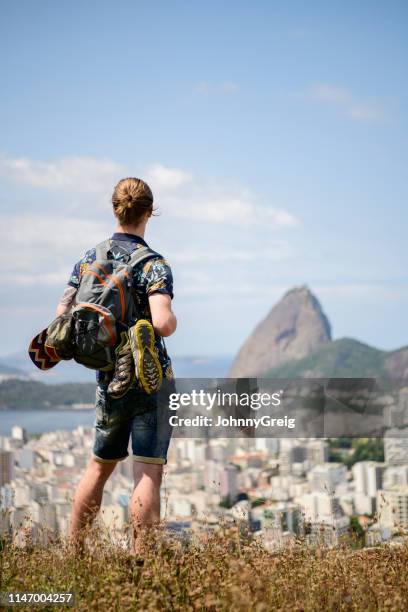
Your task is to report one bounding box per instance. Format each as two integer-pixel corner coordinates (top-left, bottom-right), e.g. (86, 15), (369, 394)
(1, 215), (110, 251)
(0, 151), (302, 346)
(310, 83), (386, 122)
(348, 104), (385, 122)
(0, 152), (300, 231)
(170, 242), (294, 264)
(316, 283), (408, 301)
(160, 193), (300, 229)
(1, 271), (72, 287)
(0, 155), (126, 192)
(145, 168), (300, 230)
(145, 164), (192, 191)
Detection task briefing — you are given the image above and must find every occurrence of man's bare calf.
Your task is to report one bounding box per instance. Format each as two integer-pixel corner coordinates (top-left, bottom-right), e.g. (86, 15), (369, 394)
(130, 462), (163, 554)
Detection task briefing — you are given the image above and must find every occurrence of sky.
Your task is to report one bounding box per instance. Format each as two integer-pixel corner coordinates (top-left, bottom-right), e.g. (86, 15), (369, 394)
(0, 0), (407, 359)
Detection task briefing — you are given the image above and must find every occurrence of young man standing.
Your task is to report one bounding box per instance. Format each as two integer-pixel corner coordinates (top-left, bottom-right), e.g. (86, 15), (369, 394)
(55, 177), (177, 551)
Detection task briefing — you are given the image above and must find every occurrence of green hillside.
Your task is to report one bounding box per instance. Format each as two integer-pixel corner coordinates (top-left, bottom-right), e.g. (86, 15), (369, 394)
(0, 379), (95, 409)
(263, 337), (405, 378)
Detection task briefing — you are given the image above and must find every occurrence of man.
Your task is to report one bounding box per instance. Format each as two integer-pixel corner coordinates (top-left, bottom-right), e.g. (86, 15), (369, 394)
(56, 177), (177, 552)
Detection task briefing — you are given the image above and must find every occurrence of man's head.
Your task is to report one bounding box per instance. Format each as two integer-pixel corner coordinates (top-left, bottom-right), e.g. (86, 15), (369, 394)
(112, 178), (154, 227)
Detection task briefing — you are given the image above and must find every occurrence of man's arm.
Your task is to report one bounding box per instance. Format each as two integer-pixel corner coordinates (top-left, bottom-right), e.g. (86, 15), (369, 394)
(148, 293), (177, 337)
(56, 286), (77, 316)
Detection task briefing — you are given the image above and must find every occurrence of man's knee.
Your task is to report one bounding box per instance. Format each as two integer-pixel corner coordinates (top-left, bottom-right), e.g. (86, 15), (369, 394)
(133, 462), (163, 487)
(88, 457), (117, 482)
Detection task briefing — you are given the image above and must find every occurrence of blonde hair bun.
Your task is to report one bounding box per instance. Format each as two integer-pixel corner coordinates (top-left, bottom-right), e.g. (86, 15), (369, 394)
(112, 178), (154, 226)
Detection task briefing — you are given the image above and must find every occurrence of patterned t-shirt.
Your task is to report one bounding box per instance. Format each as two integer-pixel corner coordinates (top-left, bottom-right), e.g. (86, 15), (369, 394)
(67, 232), (174, 382)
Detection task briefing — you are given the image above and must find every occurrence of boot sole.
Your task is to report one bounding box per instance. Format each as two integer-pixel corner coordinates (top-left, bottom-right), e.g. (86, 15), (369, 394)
(129, 320), (163, 395)
(108, 332), (135, 399)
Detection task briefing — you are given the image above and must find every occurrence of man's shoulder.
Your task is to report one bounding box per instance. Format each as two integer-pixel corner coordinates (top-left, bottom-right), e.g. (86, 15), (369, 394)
(80, 237), (169, 269)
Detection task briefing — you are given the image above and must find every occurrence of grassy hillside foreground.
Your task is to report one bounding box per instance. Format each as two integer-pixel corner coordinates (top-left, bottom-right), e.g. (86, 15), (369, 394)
(1, 530), (407, 611)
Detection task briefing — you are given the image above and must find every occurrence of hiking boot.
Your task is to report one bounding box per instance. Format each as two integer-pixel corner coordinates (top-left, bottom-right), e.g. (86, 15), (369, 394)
(107, 332), (135, 399)
(129, 319), (163, 395)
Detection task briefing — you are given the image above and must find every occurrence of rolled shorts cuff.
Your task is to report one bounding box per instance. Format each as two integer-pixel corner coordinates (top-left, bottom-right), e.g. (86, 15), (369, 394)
(93, 454), (128, 464)
(133, 455), (166, 465)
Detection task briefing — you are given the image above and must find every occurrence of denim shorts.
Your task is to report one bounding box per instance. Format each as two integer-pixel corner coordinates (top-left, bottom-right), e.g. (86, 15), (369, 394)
(93, 381), (174, 465)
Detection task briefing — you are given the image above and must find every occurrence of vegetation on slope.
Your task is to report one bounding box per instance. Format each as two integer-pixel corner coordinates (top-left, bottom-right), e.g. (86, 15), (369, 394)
(263, 337), (395, 378)
(1, 529), (407, 611)
(0, 380), (95, 410)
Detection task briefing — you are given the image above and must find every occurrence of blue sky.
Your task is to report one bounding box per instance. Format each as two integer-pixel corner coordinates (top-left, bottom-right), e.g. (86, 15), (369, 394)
(0, 0), (407, 358)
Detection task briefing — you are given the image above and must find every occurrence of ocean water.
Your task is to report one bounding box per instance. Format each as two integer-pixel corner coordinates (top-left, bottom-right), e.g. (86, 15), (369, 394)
(0, 409), (95, 436)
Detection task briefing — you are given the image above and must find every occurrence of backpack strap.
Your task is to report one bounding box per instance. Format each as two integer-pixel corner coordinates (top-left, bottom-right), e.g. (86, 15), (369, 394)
(128, 247), (161, 321)
(95, 239), (112, 261)
(129, 246), (161, 268)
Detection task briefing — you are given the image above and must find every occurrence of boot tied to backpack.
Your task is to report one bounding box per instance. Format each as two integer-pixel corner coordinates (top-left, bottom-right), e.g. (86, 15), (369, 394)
(107, 332), (135, 399)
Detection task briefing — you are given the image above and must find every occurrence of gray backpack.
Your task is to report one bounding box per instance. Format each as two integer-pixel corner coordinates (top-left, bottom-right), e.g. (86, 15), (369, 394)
(69, 239), (159, 370)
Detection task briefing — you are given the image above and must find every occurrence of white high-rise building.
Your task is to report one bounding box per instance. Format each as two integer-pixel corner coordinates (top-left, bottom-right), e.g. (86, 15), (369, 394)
(383, 464), (408, 489)
(16, 448), (35, 471)
(11, 426), (28, 443)
(301, 492), (340, 522)
(384, 429), (408, 465)
(377, 486), (408, 529)
(308, 463), (347, 494)
(352, 461), (385, 497)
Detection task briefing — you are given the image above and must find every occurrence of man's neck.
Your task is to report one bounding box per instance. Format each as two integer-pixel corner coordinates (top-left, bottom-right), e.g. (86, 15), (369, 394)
(115, 223), (146, 239)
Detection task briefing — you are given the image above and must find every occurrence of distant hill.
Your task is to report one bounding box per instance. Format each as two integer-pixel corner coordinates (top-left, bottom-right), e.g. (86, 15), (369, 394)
(0, 363), (29, 380)
(0, 352), (232, 383)
(262, 337), (408, 379)
(0, 353), (96, 384)
(229, 286), (331, 377)
(230, 285), (407, 379)
(0, 380), (96, 410)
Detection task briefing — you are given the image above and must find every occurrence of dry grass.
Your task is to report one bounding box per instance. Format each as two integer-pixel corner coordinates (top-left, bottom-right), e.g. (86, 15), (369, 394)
(1, 527), (407, 611)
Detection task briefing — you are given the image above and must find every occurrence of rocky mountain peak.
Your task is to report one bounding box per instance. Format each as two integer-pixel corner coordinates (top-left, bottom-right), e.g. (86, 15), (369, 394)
(229, 285), (332, 377)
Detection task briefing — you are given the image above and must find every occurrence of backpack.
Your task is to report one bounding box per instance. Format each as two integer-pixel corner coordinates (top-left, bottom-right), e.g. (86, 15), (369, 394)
(47, 239), (159, 371)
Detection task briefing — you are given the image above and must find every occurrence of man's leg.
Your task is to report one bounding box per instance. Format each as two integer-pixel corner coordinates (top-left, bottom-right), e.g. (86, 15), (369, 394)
(70, 457), (117, 546)
(130, 461), (163, 553)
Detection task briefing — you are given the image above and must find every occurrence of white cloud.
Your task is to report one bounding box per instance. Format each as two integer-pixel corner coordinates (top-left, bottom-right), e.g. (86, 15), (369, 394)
(311, 83), (386, 122)
(147, 172), (300, 230)
(0, 154), (302, 312)
(349, 103), (385, 122)
(316, 283), (408, 301)
(312, 84), (350, 105)
(145, 164), (192, 191)
(0, 155), (126, 192)
(0, 153), (299, 231)
(1, 215), (110, 251)
(165, 195), (300, 229)
(1, 271), (71, 287)
(170, 242), (294, 264)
